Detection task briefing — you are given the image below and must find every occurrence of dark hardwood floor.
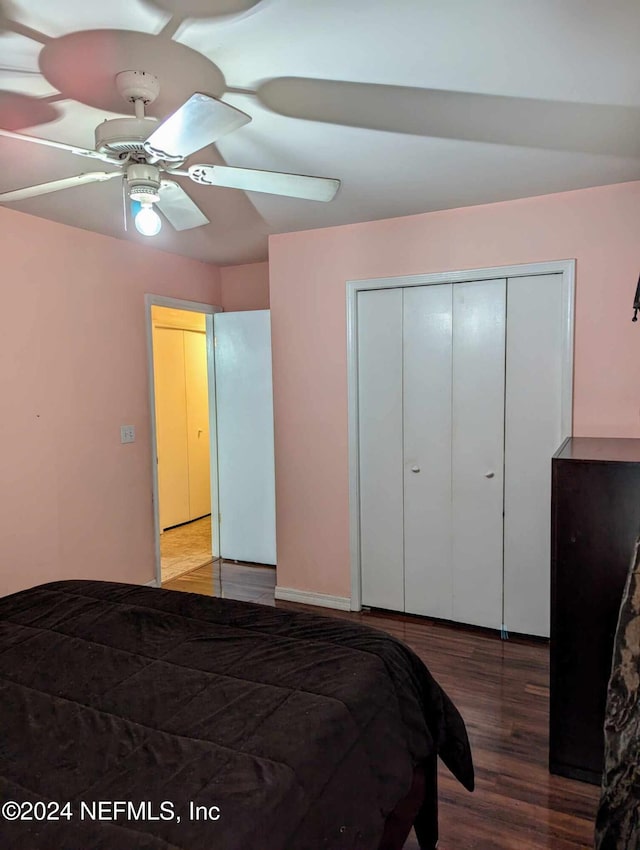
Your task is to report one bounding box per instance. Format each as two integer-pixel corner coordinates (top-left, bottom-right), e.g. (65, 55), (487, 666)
(163, 562), (599, 850)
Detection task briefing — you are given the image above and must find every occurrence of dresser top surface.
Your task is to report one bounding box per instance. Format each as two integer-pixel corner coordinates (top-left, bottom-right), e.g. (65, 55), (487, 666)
(555, 437), (640, 463)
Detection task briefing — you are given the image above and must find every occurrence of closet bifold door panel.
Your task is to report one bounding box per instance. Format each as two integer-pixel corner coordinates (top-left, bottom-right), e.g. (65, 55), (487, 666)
(356, 270), (567, 632)
(184, 330), (211, 521)
(451, 280), (506, 630)
(357, 288), (405, 611)
(153, 326), (190, 530)
(504, 273), (564, 637)
(403, 284), (453, 619)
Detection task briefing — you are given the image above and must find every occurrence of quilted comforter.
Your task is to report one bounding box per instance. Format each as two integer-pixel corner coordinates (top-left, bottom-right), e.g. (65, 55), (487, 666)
(0, 580), (473, 849)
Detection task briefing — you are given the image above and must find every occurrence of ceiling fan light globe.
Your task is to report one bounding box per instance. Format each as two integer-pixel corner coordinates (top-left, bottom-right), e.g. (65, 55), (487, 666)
(134, 203), (162, 237)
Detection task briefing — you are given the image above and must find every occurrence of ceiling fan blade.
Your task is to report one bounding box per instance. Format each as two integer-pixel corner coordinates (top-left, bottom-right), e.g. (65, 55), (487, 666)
(186, 163), (340, 202)
(143, 93), (251, 162)
(0, 127), (117, 163)
(157, 180), (209, 231)
(0, 171), (120, 202)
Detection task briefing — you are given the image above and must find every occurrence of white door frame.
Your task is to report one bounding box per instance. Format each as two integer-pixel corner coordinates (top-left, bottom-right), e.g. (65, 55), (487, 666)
(346, 259), (576, 612)
(145, 294), (223, 588)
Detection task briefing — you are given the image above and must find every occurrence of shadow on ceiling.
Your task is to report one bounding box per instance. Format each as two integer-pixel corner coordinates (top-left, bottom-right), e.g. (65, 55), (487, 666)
(1, 0), (639, 162)
(254, 77), (640, 160)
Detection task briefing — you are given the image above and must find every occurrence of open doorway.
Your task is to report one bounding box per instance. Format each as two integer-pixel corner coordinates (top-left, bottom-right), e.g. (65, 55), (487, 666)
(151, 304), (213, 583)
(145, 295), (221, 587)
(146, 296), (277, 598)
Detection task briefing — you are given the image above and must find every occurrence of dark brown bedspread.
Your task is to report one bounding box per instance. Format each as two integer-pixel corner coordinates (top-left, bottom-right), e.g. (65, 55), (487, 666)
(0, 580), (473, 849)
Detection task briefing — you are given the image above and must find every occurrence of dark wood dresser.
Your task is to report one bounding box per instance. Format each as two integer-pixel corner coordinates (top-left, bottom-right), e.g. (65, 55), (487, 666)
(550, 437), (640, 784)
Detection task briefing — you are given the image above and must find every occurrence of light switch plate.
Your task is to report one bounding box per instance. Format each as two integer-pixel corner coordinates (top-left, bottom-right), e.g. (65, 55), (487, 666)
(120, 425), (135, 444)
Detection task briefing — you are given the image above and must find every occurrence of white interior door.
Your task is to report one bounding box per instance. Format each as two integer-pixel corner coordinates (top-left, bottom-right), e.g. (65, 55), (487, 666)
(403, 285), (453, 619)
(357, 288), (404, 611)
(214, 310), (276, 564)
(504, 273), (564, 637)
(451, 280), (506, 630)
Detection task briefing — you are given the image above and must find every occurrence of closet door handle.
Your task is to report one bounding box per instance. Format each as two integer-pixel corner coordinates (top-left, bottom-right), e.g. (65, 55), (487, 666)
(411, 465), (421, 473)
(485, 471), (495, 479)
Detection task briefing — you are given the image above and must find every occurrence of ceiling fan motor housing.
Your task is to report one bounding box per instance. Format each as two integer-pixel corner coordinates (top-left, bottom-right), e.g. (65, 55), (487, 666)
(127, 163), (161, 203)
(95, 116), (158, 158)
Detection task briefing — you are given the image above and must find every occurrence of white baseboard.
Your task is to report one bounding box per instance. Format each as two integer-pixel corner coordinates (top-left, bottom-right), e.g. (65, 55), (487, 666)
(275, 586), (351, 611)
(145, 578), (160, 588)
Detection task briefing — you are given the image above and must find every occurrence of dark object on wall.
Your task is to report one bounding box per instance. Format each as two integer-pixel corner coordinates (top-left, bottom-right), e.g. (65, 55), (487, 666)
(633, 275), (640, 322)
(550, 437), (640, 784)
(595, 536), (640, 849)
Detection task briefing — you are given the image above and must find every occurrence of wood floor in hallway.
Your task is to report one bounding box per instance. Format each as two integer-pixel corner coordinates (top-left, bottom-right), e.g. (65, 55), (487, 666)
(162, 561), (599, 850)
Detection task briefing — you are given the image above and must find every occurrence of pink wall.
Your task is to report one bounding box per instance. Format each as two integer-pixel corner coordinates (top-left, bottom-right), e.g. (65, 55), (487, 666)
(0, 207), (220, 596)
(220, 261), (269, 311)
(269, 180), (640, 599)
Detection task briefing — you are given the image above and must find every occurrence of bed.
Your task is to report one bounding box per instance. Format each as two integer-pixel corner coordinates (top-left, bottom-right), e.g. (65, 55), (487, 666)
(0, 580), (474, 849)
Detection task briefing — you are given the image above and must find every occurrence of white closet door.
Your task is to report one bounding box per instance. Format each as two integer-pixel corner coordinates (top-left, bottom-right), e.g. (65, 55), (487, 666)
(403, 285), (453, 619)
(452, 280), (506, 630)
(504, 273), (564, 637)
(153, 326), (190, 530)
(184, 330), (211, 521)
(214, 311), (276, 564)
(358, 288), (404, 611)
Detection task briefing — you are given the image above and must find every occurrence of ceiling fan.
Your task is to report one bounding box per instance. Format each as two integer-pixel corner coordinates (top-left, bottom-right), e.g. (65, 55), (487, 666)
(0, 70), (341, 236)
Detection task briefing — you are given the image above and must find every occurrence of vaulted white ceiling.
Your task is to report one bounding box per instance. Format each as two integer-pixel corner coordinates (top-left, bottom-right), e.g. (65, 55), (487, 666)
(1, 0), (639, 265)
